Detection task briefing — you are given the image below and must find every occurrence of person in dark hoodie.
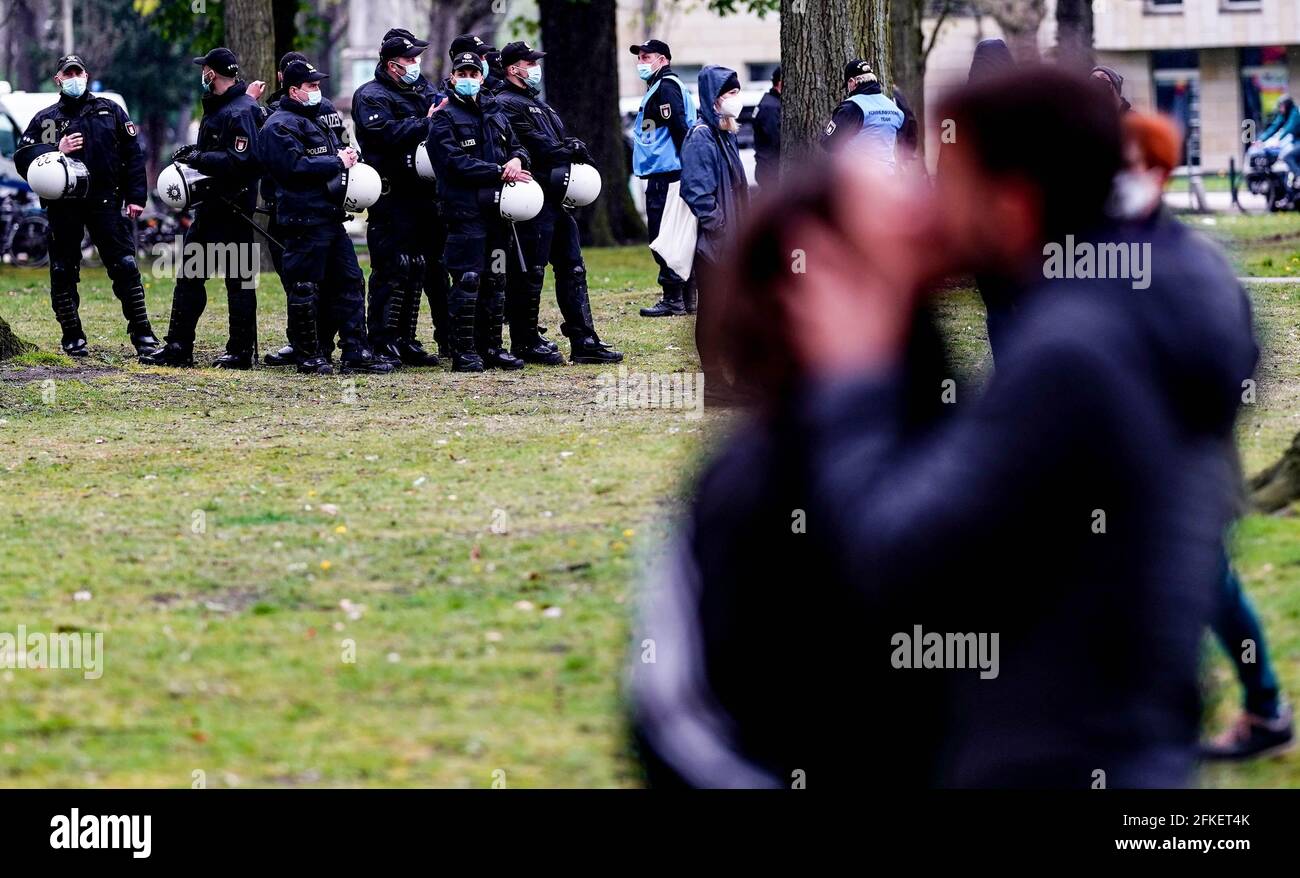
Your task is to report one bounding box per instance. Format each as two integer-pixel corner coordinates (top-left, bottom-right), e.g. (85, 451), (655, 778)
(1091, 65), (1133, 114)
(143, 48), (265, 369)
(632, 67), (1258, 788)
(752, 66), (781, 190)
(351, 28), (447, 368)
(258, 51), (349, 368)
(1117, 113), (1293, 760)
(682, 65), (749, 400)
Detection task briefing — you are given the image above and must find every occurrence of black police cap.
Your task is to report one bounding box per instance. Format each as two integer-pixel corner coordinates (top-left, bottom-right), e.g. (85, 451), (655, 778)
(282, 58), (328, 88)
(451, 51), (483, 73)
(501, 41), (545, 67)
(380, 28), (429, 60)
(193, 47), (240, 78)
(844, 58), (876, 82)
(628, 39), (671, 59)
(57, 54), (87, 74)
(448, 34), (488, 58)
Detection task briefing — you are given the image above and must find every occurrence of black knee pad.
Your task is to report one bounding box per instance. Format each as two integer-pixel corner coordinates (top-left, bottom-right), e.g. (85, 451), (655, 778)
(289, 281), (319, 306)
(526, 266), (547, 289)
(50, 259), (80, 288)
(458, 271), (480, 293)
(106, 254), (140, 282)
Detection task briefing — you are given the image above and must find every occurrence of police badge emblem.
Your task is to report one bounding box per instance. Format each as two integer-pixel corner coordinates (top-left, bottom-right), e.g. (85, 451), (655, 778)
(659, 103), (671, 120)
(125, 121), (137, 137)
(234, 136), (248, 153)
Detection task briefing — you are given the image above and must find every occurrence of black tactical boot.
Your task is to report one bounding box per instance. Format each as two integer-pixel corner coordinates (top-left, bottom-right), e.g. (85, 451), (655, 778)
(482, 348), (525, 370)
(341, 347), (396, 375)
(475, 274), (520, 370)
(513, 340), (563, 365)
(451, 293), (483, 373)
(539, 325), (559, 353)
(131, 333), (163, 358)
(297, 356), (334, 375)
(683, 280), (698, 315)
(570, 334), (624, 365)
(263, 344), (299, 366)
(639, 285), (686, 317)
(139, 341), (195, 367)
(61, 337), (89, 358)
(509, 267), (563, 365)
(213, 350), (254, 370)
(395, 339), (440, 367)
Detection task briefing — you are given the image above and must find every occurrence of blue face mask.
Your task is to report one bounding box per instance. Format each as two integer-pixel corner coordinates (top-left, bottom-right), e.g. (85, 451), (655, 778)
(481, 60), (490, 78)
(398, 61), (420, 85)
(637, 63), (654, 81)
(522, 65), (542, 88)
(455, 77), (481, 98)
(61, 75), (87, 98)
(299, 88), (322, 107)
(201, 72), (214, 93)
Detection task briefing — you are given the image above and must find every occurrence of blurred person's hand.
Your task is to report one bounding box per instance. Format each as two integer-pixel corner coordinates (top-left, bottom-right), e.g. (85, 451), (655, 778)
(247, 81), (266, 101)
(783, 161), (937, 377)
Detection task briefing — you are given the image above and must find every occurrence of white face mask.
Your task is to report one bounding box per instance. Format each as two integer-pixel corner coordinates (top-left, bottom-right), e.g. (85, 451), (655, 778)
(1110, 169), (1163, 220)
(718, 93), (743, 119)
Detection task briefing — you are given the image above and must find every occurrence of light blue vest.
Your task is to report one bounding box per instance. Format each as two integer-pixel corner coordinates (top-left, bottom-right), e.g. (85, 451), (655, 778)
(846, 93), (905, 172)
(634, 75), (696, 177)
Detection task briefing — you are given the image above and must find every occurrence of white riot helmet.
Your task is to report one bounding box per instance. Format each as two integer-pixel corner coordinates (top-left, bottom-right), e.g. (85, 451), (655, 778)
(413, 141), (436, 181)
(26, 152), (91, 200)
(156, 162), (214, 210)
(497, 178), (545, 222)
(328, 161), (382, 211)
(550, 162), (601, 208)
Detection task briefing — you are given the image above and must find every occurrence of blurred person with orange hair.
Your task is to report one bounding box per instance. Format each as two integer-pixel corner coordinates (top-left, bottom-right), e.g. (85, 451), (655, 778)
(1117, 114), (1297, 759)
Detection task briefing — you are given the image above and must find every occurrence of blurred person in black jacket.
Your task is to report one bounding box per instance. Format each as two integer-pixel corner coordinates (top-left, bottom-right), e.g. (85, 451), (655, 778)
(752, 66), (781, 190)
(631, 67), (1258, 788)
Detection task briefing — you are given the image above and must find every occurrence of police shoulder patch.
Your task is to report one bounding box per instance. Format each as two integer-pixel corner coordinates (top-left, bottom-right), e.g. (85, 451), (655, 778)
(824, 120), (837, 136)
(234, 136), (248, 153)
(659, 103), (671, 120)
(125, 121), (137, 137)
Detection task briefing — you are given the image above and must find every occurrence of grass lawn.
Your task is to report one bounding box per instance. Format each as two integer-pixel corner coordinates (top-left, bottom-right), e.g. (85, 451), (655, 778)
(2, 212), (1299, 788)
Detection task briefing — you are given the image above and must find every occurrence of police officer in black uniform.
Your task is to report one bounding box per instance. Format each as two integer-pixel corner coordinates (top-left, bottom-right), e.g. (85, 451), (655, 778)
(14, 54), (160, 358)
(144, 48), (264, 368)
(494, 41), (623, 365)
(262, 51), (349, 367)
(427, 51), (531, 373)
(256, 59), (391, 376)
(351, 28), (445, 368)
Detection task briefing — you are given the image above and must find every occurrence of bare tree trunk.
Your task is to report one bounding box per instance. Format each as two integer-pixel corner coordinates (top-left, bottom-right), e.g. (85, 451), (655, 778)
(225, 0), (276, 89)
(975, 0), (1044, 62)
(1054, 0), (1093, 71)
(424, 0), (500, 83)
(780, 0), (894, 166)
(1250, 431), (1300, 513)
(539, 0), (645, 246)
(892, 0), (924, 159)
(0, 315), (36, 359)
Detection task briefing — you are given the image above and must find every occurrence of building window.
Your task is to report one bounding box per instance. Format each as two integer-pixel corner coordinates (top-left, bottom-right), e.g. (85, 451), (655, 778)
(1153, 50), (1200, 166)
(1144, 0), (1183, 13)
(1242, 46), (1289, 140)
(747, 62), (780, 86)
(1221, 0), (1261, 11)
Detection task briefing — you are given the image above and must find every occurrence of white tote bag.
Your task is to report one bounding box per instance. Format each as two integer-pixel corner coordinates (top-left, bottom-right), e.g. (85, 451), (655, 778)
(650, 180), (698, 281)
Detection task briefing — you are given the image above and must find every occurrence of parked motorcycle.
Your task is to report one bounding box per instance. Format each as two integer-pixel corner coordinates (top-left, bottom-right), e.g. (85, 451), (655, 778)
(1244, 140), (1293, 211)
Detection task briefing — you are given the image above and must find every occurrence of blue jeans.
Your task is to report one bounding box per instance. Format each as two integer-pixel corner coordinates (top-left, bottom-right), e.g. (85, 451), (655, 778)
(1284, 143), (1300, 180)
(1213, 550), (1281, 717)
